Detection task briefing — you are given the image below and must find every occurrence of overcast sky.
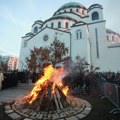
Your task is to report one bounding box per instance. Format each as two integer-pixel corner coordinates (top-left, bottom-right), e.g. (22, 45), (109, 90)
(0, 0), (120, 57)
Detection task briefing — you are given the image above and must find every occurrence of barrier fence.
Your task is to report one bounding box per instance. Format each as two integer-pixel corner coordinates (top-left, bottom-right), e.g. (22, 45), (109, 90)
(101, 82), (120, 109)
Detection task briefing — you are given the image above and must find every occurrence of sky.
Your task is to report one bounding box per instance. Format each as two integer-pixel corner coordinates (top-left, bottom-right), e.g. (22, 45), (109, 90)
(0, 0), (120, 57)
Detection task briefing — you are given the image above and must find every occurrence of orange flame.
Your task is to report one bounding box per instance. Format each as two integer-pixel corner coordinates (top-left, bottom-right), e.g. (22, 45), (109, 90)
(26, 65), (69, 104)
(52, 82), (56, 94)
(62, 86), (69, 96)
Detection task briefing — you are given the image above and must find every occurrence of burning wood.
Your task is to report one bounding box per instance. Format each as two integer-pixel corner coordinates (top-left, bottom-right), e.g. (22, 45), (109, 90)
(7, 65), (92, 120)
(13, 65), (70, 112)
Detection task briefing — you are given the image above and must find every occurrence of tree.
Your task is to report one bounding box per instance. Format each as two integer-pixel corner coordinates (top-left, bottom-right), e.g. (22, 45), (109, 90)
(26, 39), (69, 72)
(26, 47), (50, 72)
(49, 39), (69, 67)
(0, 61), (8, 72)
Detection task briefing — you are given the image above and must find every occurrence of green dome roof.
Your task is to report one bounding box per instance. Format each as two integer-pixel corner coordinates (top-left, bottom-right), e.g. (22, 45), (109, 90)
(59, 2), (86, 9)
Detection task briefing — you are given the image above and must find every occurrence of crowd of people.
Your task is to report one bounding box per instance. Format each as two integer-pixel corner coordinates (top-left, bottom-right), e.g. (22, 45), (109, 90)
(0, 69), (40, 90)
(63, 71), (120, 96)
(96, 72), (120, 85)
(0, 67), (120, 96)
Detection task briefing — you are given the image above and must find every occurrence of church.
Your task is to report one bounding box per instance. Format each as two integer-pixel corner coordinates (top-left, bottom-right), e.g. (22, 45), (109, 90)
(19, 2), (120, 72)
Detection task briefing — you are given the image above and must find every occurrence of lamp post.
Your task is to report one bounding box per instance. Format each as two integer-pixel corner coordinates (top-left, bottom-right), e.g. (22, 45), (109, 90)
(20, 61), (27, 70)
(0, 60), (1, 68)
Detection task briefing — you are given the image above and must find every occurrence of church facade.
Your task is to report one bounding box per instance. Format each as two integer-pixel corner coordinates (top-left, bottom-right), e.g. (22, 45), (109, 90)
(19, 2), (120, 72)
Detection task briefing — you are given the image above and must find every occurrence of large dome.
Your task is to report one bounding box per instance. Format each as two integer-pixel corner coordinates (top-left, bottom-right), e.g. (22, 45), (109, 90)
(59, 2), (86, 10)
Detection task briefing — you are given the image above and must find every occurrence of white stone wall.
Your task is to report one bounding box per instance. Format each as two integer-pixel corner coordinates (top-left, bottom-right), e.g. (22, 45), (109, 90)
(42, 19), (75, 30)
(88, 21), (120, 72)
(88, 21), (107, 69)
(19, 3), (120, 72)
(70, 25), (89, 61)
(19, 28), (70, 70)
(88, 7), (104, 23)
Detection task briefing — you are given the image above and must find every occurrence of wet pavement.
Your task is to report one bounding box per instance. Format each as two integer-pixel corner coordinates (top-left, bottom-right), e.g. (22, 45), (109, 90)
(0, 83), (34, 103)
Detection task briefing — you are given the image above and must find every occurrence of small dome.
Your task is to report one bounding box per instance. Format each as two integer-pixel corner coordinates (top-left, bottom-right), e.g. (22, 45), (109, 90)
(25, 32), (34, 37)
(88, 4), (103, 12)
(59, 2), (86, 10)
(34, 20), (43, 24)
(32, 20), (43, 27)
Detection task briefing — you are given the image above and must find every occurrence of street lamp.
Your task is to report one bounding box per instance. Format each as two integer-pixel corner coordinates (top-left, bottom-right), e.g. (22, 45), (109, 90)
(20, 61), (27, 70)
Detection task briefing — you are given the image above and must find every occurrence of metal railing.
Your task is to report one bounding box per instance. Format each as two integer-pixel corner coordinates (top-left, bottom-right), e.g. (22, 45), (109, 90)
(103, 82), (120, 108)
(100, 82), (120, 115)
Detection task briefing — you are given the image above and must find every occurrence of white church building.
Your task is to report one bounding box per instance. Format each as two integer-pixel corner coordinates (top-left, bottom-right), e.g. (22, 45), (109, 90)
(19, 2), (120, 72)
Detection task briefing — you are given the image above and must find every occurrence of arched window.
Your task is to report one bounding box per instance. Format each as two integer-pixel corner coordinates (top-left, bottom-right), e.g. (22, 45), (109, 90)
(65, 22), (68, 29)
(76, 9), (79, 12)
(112, 36), (114, 42)
(70, 9), (72, 12)
(107, 36), (109, 41)
(51, 22), (54, 28)
(64, 10), (66, 13)
(34, 26), (38, 33)
(76, 30), (82, 39)
(82, 10), (84, 14)
(92, 12), (99, 20)
(58, 22), (61, 28)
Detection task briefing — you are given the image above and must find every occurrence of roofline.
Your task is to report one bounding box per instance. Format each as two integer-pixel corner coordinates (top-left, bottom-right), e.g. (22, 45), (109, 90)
(88, 4), (103, 12)
(71, 23), (87, 27)
(106, 29), (120, 37)
(32, 23), (43, 27)
(71, 20), (106, 27)
(41, 15), (77, 28)
(25, 27), (71, 41)
(41, 12), (89, 28)
(54, 6), (87, 15)
(53, 12), (89, 19)
(108, 45), (120, 48)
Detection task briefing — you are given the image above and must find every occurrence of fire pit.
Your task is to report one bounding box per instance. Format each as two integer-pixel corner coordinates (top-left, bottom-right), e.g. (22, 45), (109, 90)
(4, 65), (92, 120)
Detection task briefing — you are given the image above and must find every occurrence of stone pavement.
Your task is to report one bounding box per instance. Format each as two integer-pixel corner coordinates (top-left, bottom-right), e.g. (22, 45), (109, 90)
(0, 83), (92, 120)
(0, 83), (34, 103)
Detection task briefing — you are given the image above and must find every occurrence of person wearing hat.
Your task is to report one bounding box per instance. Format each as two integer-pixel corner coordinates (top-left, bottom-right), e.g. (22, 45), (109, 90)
(0, 68), (4, 90)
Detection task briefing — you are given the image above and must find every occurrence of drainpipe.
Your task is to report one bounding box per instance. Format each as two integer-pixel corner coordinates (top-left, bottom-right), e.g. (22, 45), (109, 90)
(87, 25), (92, 71)
(69, 32), (72, 58)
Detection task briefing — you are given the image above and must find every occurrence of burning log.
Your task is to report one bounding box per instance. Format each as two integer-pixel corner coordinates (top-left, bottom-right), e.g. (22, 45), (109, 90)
(25, 81), (70, 112)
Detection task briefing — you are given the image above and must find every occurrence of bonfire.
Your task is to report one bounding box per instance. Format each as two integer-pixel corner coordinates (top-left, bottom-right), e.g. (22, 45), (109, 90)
(9, 65), (92, 120)
(14, 65), (70, 111)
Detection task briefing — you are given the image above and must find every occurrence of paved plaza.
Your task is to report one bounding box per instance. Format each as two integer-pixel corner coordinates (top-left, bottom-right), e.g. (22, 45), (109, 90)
(0, 83), (92, 120)
(0, 83), (34, 104)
